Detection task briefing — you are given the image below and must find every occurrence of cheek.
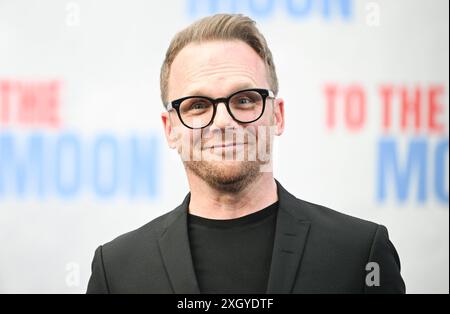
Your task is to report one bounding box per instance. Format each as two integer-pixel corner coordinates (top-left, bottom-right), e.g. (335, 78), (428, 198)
(192, 130), (203, 149)
(252, 113), (274, 136)
(171, 125), (192, 151)
(258, 103), (275, 124)
(253, 118), (276, 146)
(179, 130), (205, 154)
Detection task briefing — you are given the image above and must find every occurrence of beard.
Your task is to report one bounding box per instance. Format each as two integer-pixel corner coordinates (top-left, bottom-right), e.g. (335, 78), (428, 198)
(183, 135), (272, 193)
(184, 158), (262, 193)
(179, 121), (275, 193)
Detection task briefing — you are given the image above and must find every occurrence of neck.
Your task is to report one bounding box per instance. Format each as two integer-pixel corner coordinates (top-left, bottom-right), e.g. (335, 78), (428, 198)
(186, 171), (278, 219)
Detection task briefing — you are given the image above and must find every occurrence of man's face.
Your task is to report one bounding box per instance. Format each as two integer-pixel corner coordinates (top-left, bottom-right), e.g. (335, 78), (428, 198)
(161, 40), (284, 192)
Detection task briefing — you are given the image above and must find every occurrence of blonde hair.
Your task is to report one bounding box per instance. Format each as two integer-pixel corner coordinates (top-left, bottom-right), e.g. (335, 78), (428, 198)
(160, 13), (278, 107)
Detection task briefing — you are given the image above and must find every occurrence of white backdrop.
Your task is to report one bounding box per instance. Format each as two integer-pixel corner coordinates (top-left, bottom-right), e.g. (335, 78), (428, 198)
(0, 0), (448, 293)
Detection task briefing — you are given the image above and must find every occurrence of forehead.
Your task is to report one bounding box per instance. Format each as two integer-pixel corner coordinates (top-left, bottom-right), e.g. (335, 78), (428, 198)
(168, 40), (269, 99)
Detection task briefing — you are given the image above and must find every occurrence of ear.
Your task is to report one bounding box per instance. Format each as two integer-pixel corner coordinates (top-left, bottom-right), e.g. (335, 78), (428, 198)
(161, 111), (179, 149)
(272, 98), (285, 136)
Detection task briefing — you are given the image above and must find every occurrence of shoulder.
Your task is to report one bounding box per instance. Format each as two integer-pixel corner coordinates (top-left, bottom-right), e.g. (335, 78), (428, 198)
(99, 204), (184, 259)
(277, 180), (380, 239)
(296, 197), (379, 232)
(289, 196), (387, 262)
(278, 182), (382, 250)
(286, 194), (404, 293)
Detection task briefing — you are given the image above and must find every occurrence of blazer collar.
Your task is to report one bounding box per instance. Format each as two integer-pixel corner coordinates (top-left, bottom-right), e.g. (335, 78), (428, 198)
(157, 179), (311, 294)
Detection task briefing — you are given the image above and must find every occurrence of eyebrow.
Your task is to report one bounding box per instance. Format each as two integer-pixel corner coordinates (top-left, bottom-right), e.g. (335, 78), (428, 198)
(185, 82), (257, 98)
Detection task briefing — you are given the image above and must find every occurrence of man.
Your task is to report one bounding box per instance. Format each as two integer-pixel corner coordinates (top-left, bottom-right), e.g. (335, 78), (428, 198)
(87, 14), (405, 294)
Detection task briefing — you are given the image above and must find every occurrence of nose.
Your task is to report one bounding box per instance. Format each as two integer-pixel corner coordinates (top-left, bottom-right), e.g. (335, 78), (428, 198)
(209, 102), (239, 130)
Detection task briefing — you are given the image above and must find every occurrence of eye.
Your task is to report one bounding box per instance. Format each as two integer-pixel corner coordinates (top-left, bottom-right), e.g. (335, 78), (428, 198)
(182, 99), (211, 112)
(190, 102), (209, 110)
(231, 91), (261, 108)
(236, 97), (252, 105)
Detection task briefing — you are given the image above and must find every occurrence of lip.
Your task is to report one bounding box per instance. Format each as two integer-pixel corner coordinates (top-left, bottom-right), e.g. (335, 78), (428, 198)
(206, 143), (246, 149)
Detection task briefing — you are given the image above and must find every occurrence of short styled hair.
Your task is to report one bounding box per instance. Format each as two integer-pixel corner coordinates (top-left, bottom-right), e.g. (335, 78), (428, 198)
(160, 13), (278, 107)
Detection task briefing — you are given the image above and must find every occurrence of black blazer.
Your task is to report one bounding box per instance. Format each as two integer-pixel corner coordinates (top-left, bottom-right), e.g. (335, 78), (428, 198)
(87, 180), (405, 294)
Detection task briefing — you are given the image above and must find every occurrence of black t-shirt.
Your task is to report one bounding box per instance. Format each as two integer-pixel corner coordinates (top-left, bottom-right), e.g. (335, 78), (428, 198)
(187, 201), (279, 294)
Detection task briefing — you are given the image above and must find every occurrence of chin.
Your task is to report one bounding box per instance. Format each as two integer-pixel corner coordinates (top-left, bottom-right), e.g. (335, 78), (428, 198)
(185, 158), (261, 192)
(212, 159), (257, 170)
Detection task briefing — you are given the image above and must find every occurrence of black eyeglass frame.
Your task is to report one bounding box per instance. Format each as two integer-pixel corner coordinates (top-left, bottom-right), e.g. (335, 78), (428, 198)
(165, 88), (275, 129)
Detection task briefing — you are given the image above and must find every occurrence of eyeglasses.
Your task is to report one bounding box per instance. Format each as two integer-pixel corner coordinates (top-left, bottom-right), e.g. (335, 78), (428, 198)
(166, 88), (275, 129)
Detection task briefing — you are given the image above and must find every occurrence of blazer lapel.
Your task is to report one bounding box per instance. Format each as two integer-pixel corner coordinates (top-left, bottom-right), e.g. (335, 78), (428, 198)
(158, 193), (200, 294)
(158, 180), (310, 294)
(266, 180), (311, 293)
